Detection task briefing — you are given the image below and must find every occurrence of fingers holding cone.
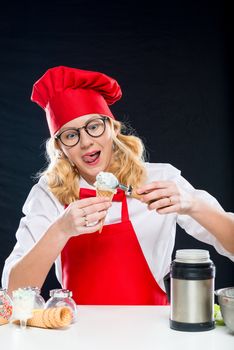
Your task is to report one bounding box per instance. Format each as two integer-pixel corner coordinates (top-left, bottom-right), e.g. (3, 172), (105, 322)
(96, 189), (115, 233)
(130, 189), (142, 200)
(96, 188), (142, 233)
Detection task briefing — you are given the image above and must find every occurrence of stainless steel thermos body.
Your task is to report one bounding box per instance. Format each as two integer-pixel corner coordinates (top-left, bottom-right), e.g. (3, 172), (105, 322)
(170, 249), (215, 332)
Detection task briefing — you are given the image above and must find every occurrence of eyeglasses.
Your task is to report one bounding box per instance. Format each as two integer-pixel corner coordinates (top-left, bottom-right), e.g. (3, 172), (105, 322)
(55, 117), (108, 147)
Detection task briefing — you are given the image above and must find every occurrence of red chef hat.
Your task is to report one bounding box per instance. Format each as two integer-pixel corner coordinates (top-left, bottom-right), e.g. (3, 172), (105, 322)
(31, 66), (122, 135)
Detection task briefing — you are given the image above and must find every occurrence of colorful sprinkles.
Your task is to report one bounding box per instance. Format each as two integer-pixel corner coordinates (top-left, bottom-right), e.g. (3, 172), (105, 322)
(0, 291), (13, 320)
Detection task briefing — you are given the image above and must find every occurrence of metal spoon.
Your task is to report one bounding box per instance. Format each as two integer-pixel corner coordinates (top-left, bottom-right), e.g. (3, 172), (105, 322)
(117, 183), (133, 195)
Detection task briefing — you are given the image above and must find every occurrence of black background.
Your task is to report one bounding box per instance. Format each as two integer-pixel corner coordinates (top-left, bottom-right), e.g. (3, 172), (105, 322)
(0, 0), (233, 300)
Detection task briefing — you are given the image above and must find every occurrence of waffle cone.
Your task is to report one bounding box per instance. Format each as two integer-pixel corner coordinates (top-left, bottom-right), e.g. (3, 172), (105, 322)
(42, 308), (54, 328)
(0, 316), (8, 326)
(13, 307), (72, 329)
(96, 189), (115, 200)
(29, 307), (72, 329)
(96, 188), (115, 233)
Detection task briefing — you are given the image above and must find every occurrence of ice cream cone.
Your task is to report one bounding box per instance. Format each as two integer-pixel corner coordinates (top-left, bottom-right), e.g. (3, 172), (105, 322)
(94, 171), (120, 232)
(96, 189), (115, 200)
(52, 306), (73, 327)
(42, 308), (53, 328)
(0, 316), (8, 326)
(96, 189), (115, 233)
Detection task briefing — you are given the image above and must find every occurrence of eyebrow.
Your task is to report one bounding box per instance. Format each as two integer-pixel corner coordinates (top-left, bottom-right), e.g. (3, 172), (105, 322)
(59, 116), (100, 133)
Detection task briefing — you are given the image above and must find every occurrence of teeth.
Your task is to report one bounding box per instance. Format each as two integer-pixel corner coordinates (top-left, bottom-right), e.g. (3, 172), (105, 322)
(87, 152), (98, 157)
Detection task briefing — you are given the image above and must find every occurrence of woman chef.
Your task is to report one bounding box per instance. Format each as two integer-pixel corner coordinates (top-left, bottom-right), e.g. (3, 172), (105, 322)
(2, 66), (234, 305)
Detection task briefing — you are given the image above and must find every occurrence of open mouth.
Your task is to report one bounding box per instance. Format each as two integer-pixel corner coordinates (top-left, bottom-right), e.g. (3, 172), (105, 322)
(82, 151), (101, 164)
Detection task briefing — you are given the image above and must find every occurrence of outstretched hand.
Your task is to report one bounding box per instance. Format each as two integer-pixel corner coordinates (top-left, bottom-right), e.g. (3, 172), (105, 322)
(136, 181), (195, 215)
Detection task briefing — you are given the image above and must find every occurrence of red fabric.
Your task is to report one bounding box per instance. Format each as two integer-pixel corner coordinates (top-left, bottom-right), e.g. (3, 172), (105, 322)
(61, 190), (168, 305)
(79, 188), (125, 201)
(31, 66), (122, 135)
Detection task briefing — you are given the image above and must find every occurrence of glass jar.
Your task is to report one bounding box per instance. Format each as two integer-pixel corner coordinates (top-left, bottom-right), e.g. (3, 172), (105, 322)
(23, 287), (45, 309)
(0, 288), (13, 322)
(12, 287), (37, 329)
(45, 289), (77, 322)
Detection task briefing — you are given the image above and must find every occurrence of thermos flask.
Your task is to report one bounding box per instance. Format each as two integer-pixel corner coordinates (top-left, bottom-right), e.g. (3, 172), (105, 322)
(170, 249), (215, 331)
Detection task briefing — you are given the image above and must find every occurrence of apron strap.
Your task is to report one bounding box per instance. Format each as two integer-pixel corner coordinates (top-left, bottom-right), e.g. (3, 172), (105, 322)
(121, 194), (129, 222)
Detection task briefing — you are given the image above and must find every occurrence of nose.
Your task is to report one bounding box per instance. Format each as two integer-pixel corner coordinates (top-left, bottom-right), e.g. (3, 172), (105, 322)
(79, 128), (94, 148)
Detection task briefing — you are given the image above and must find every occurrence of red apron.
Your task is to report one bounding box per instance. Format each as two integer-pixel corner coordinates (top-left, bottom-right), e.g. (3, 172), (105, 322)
(61, 189), (168, 305)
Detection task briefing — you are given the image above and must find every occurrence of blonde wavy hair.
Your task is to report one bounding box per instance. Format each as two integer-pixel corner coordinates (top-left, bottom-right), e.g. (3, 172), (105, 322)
(41, 118), (147, 205)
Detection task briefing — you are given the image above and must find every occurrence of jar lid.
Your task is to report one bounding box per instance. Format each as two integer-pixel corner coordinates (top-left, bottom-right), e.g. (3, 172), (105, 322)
(175, 249), (211, 263)
(24, 286), (41, 294)
(49, 289), (73, 298)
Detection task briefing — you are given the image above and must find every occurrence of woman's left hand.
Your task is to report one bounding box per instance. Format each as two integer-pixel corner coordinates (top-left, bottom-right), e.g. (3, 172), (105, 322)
(136, 181), (195, 215)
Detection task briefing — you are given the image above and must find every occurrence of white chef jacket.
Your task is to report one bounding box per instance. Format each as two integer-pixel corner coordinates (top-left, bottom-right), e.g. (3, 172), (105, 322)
(2, 163), (233, 291)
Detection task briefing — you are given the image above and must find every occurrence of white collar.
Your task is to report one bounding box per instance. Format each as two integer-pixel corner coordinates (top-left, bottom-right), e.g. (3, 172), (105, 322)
(79, 177), (96, 190)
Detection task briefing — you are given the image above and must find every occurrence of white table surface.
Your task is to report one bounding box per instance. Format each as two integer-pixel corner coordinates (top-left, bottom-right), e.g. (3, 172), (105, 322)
(0, 306), (233, 350)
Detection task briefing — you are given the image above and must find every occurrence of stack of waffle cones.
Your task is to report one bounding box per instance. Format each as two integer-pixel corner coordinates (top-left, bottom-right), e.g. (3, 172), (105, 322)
(96, 188), (116, 233)
(14, 307), (73, 329)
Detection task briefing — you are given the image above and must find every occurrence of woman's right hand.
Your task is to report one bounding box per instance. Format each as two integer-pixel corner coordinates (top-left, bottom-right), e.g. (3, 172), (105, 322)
(56, 197), (112, 238)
